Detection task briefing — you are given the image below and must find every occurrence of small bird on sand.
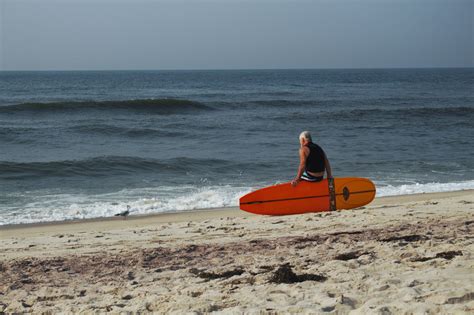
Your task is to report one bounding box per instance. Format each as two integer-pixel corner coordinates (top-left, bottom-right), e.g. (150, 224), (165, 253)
(115, 205), (131, 219)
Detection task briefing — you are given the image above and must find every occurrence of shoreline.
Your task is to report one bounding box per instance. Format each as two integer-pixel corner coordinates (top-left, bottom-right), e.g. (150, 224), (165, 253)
(0, 189), (472, 233)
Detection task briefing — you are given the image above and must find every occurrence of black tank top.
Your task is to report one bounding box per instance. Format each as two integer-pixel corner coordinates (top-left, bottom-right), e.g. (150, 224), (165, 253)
(305, 142), (326, 173)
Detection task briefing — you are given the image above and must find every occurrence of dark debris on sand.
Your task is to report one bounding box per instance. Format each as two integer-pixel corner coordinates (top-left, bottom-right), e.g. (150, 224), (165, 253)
(334, 251), (373, 261)
(189, 268), (244, 280)
(379, 234), (427, 243)
(411, 250), (463, 262)
(445, 292), (474, 304)
(269, 264), (326, 284)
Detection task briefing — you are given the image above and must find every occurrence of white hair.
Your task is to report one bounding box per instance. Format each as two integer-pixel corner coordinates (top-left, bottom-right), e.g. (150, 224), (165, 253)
(299, 131), (312, 142)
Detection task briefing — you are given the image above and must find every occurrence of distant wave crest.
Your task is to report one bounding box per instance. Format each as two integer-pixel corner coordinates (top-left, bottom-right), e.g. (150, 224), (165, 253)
(0, 156), (272, 179)
(0, 98), (212, 114)
(346, 106), (474, 117)
(69, 125), (186, 138)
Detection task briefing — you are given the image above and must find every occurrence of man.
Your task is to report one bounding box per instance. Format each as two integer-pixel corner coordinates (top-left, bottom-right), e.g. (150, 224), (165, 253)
(291, 131), (332, 187)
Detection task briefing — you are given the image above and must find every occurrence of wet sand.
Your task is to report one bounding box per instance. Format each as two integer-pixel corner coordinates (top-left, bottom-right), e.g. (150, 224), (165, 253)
(1, 190), (473, 313)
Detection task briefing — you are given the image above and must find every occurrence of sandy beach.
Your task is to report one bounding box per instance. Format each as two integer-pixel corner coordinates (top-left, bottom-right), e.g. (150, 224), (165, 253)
(1, 190), (473, 314)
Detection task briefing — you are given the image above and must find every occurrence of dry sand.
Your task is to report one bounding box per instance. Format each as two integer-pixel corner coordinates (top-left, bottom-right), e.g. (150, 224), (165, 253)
(1, 190), (473, 314)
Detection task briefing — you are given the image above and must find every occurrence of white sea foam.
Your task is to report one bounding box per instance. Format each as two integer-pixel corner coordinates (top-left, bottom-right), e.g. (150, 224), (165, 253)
(0, 185), (253, 225)
(1, 180), (473, 225)
(376, 180), (474, 196)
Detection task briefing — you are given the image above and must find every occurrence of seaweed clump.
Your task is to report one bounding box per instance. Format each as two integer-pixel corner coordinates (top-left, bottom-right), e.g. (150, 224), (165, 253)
(189, 268), (244, 280)
(269, 264), (326, 284)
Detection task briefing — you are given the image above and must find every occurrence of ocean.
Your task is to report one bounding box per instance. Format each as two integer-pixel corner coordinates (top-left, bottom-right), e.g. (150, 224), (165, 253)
(0, 68), (473, 225)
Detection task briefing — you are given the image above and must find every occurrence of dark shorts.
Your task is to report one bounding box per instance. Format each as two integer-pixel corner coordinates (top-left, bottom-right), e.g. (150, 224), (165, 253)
(301, 171), (324, 182)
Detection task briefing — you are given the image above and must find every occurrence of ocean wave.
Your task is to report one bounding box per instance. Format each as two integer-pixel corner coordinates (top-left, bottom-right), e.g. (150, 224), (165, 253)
(376, 180), (474, 196)
(0, 185), (253, 225)
(214, 98), (474, 115)
(0, 156), (272, 179)
(0, 124), (186, 141)
(69, 125), (186, 138)
(249, 100), (318, 107)
(345, 106), (474, 118)
(213, 99), (324, 110)
(267, 105), (474, 123)
(0, 98), (213, 114)
(0, 127), (42, 144)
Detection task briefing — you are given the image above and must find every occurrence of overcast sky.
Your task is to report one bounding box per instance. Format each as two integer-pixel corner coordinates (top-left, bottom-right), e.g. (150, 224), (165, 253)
(0, 0), (472, 71)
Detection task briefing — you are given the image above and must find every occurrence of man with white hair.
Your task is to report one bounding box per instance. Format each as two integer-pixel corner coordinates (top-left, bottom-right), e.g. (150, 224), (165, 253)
(291, 131), (332, 187)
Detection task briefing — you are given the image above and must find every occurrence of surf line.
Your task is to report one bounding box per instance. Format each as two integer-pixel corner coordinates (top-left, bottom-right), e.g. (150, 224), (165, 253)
(241, 189), (376, 205)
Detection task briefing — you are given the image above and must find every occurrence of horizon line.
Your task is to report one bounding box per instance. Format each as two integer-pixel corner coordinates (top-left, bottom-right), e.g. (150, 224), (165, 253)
(1, 66), (473, 72)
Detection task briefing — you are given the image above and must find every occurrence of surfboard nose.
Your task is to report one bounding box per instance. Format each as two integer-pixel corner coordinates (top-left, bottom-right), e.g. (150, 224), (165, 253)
(334, 178), (376, 209)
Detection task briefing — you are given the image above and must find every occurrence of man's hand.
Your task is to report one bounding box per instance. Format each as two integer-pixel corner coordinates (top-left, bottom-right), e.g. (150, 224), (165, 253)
(291, 178), (300, 187)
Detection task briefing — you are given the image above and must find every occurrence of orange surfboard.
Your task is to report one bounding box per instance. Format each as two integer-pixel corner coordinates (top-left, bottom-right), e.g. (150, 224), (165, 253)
(239, 177), (376, 215)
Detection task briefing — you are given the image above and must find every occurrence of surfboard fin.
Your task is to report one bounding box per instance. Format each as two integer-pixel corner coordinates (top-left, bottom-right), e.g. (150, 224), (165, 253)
(328, 178), (336, 211)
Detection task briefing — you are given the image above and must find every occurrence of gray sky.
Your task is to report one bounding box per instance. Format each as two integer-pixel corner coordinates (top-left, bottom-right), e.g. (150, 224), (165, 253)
(0, 0), (472, 71)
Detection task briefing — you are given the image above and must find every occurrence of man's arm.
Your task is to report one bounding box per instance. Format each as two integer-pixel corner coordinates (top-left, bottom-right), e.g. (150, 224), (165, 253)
(324, 154), (332, 179)
(292, 148), (307, 187)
